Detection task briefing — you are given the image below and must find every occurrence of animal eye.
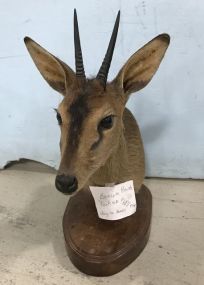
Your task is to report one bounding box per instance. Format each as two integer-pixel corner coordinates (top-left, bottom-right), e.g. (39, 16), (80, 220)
(56, 112), (62, 125)
(99, 115), (114, 130)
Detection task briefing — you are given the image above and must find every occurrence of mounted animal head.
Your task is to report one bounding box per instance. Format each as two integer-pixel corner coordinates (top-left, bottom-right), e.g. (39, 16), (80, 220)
(24, 10), (170, 195)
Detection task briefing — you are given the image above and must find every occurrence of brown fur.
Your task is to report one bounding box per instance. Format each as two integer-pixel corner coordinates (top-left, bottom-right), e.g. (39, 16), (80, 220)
(24, 33), (170, 193)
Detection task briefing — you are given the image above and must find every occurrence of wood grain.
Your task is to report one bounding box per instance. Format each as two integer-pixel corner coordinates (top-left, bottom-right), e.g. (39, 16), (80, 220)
(63, 184), (152, 276)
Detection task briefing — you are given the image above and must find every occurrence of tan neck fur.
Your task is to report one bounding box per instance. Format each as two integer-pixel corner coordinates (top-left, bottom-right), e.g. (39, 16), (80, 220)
(89, 108), (145, 193)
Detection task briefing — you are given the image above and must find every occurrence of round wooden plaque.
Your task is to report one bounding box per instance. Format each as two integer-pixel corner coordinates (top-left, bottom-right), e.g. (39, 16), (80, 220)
(63, 184), (152, 276)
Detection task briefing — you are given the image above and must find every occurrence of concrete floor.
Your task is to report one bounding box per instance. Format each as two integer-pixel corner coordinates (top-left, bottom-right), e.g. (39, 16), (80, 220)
(0, 161), (203, 285)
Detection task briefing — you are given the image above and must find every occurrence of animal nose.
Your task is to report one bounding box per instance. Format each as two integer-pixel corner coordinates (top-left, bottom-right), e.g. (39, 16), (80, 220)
(55, 174), (78, 195)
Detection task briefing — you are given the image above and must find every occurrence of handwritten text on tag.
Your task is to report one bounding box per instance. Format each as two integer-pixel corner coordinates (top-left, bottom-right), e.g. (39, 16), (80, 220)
(89, 180), (136, 220)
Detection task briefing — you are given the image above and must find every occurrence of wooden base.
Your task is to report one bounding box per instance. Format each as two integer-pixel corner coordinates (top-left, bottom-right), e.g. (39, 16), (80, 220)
(63, 184), (152, 276)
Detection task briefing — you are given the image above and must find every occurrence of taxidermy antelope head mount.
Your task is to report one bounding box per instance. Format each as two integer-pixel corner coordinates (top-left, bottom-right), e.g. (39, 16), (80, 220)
(24, 10), (170, 195)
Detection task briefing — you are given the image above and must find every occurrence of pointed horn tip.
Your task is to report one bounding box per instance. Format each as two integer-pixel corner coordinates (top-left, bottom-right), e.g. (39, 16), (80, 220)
(74, 9), (78, 26)
(115, 10), (120, 22)
(73, 8), (86, 78)
(74, 9), (77, 17)
(96, 10), (121, 85)
(116, 11), (121, 25)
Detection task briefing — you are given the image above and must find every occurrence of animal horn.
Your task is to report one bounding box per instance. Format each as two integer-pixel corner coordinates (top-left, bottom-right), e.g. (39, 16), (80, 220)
(74, 9), (86, 79)
(96, 11), (120, 88)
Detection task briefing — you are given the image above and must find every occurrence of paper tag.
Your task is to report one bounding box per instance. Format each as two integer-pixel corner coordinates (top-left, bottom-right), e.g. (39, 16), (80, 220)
(89, 180), (136, 220)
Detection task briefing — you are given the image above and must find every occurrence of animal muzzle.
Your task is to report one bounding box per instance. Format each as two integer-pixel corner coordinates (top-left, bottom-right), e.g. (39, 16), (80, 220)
(55, 174), (78, 195)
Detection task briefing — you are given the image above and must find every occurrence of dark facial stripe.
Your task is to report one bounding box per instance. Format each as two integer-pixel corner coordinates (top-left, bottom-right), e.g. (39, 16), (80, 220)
(68, 94), (89, 151)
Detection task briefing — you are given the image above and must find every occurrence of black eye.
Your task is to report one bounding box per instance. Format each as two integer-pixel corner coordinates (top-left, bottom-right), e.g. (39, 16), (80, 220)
(56, 112), (62, 125)
(99, 115), (114, 130)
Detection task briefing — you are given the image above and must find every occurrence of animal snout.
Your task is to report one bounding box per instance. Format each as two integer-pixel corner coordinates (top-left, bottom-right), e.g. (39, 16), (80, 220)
(55, 174), (78, 195)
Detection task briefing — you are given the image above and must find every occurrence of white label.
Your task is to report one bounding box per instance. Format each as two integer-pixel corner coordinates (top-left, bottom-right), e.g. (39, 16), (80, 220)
(89, 180), (136, 220)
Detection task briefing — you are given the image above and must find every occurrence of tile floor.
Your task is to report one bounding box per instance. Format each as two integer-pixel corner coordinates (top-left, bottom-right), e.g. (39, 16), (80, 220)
(0, 161), (203, 285)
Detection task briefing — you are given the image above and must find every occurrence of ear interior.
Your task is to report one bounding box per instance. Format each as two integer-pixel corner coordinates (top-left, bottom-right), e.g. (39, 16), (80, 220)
(115, 34), (170, 95)
(24, 37), (76, 95)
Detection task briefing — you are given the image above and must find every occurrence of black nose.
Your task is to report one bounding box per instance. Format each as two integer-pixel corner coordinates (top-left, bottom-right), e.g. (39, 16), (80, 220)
(55, 174), (78, 195)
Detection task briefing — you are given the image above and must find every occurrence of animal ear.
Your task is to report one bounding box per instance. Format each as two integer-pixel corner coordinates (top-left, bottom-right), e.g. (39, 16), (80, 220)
(24, 37), (76, 95)
(114, 34), (170, 96)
